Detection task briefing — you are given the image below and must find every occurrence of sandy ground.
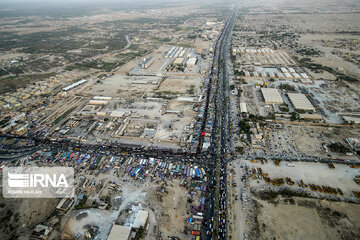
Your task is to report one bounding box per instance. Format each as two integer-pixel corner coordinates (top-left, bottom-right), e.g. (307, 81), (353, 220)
(299, 34), (360, 79)
(59, 176), (189, 240)
(255, 196), (360, 240)
(230, 156), (360, 240)
(248, 161), (360, 198)
(89, 74), (160, 98)
(289, 124), (360, 160)
(145, 180), (188, 239)
(0, 196), (58, 240)
(159, 78), (194, 94)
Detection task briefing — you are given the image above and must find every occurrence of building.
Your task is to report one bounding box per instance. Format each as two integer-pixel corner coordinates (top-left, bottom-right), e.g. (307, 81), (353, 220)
(107, 224), (132, 240)
(293, 73), (301, 79)
(13, 125), (28, 136)
(288, 93), (315, 111)
(97, 112), (107, 116)
(31, 224), (53, 240)
(346, 138), (360, 151)
(280, 67), (288, 73)
(342, 115), (360, 124)
(300, 73), (309, 79)
(261, 88), (283, 104)
(142, 128), (156, 138)
(173, 58), (184, 65)
(89, 100), (109, 105)
(284, 72), (292, 78)
(132, 210), (149, 229)
(62, 79), (87, 91)
(240, 102), (248, 114)
(94, 96), (112, 100)
(142, 57), (155, 69)
(110, 111), (126, 118)
(56, 198), (74, 211)
(299, 113), (322, 120)
(186, 58), (198, 67)
(177, 97), (195, 102)
(300, 78), (312, 84)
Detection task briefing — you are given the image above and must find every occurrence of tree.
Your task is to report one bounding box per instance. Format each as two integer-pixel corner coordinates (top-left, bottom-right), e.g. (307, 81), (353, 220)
(290, 112), (297, 121)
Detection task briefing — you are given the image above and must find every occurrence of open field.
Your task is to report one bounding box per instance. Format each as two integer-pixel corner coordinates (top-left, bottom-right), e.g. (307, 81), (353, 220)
(229, 158), (360, 240)
(255, 196), (360, 240)
(290, 125), (360, 159)
(248, 161), (360, 198)
(158, 76), (202, 94)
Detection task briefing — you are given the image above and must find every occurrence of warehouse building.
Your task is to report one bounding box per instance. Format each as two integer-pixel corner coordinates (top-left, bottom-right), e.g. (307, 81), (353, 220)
(300, 73), (309, 79)
(299, 113), (322, 120)
(261, 88), (283, 104)
(173, 58), (184, 65)
(63, 79), (87, 91)
(186, 57), (198, 67)
(141, 57), (155, 69)
(288, 93), (315, 111)
(284, 72), (292, 78)
(110, 111), (126, 118)
(94, 96), (112, 100)
(293, 73), (301, 79)
(346, 138), (360, 151)
(240, 102), (248, 113)
(107, 224), (132, 240)
(89, 100), (109, 105)
(132, 210), (149, 229)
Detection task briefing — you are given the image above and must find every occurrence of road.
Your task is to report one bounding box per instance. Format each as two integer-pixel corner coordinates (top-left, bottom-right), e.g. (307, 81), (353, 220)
(202, 9), (237, 240)
(124, 35), (131, 50)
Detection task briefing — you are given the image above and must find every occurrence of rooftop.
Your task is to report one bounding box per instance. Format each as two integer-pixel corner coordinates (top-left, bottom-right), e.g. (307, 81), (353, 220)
(288, 93), (315, 111)
(132, 210), (149, 229)
(107, 224), (132, 240)
(261, 88), (283, 104)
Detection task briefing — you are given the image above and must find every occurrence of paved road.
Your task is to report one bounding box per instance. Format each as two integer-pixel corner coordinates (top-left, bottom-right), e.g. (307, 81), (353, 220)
(202, 9), (237, 240)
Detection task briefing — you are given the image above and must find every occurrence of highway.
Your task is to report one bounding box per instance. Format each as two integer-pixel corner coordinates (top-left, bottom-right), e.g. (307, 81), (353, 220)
(203, 9), (237, 240)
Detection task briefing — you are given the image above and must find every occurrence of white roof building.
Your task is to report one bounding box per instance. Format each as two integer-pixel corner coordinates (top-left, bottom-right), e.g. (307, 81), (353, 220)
(89, 100), (109, 105)
(107, 224), (131, 240)
(284, 72), (293, 79)
(94, 96), (112, 100)
(288, 93), (315, 111)
(186, 58), (198, 66)
(293, 73), (301, 79)
(240, 102), (248, 113)
(132, 210), (149, 229)
(177, 97), (195, 102)
(300, 73), (309, 79)
(173, 58), (184, 65)
(110, 111), (126, 118)
(261, 88), (283, 104)
(63, 79), (87, 91)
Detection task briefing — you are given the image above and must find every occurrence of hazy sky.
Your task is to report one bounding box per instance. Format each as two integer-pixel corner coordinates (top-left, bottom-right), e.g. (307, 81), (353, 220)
(0, 0), (226, 4)
(0, 0), (231, 8)
(0, 0), (234, 17)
